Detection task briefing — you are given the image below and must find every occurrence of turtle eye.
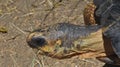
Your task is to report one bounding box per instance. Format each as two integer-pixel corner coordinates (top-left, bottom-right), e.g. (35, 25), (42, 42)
(28, 37), (47, 48)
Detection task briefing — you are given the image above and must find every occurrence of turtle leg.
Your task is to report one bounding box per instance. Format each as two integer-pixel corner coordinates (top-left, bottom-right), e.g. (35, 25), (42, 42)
(83, 3), (96, 25)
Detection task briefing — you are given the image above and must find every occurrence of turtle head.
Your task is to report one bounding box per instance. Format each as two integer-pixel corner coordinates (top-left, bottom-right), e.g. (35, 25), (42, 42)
(27, 31), (61, 53)
(26, 23), (104, 59)
(27, 29), (75, 58)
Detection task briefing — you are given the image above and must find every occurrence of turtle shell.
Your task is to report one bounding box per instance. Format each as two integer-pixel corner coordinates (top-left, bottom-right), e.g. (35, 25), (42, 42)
(95, 0), (120, 26)
(87, 0), (120, 65)
(93, 0), (105, 7)
(95, 0), (120, 57)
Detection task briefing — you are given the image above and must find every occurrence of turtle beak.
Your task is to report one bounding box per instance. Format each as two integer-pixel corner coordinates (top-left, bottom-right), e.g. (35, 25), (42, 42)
(27, 33), (47, 48)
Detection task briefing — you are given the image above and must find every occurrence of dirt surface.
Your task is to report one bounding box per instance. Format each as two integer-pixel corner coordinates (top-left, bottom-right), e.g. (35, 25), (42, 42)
(0, 0), (106, 67)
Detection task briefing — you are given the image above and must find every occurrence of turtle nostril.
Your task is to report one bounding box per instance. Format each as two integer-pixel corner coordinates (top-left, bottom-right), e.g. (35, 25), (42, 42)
(28, 37), (46, 48)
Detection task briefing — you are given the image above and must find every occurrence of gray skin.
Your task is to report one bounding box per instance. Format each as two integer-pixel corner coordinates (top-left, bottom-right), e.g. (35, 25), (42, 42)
(27, 23), (102, 58)
(43, 23), (101, 48)
(94, 0), (120, 65)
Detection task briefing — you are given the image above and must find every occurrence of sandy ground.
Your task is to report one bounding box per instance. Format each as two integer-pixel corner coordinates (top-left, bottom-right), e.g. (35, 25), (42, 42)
(0, 0), (114, 67)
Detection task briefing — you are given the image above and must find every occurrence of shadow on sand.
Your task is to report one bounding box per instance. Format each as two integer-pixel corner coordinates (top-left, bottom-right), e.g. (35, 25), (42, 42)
(103, 64), (120, 67)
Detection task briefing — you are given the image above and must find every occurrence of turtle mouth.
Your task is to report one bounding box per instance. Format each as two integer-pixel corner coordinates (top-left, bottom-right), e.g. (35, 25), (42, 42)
(37, 46), (82, 59)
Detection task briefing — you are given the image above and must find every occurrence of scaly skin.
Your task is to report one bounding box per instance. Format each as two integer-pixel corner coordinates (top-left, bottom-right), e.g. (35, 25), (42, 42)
(84, 3), (96, 25)
(27, 23), (105, 59)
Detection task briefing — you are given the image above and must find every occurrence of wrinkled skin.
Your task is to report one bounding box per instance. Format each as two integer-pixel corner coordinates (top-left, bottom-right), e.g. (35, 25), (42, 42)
(27, 23), (104, 58)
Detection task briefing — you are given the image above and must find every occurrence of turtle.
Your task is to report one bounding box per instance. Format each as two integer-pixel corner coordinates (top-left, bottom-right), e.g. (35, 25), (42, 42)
(27, 2), (107, 59)
(26, 1), (120, 65)
(85, 0), (120, 65)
